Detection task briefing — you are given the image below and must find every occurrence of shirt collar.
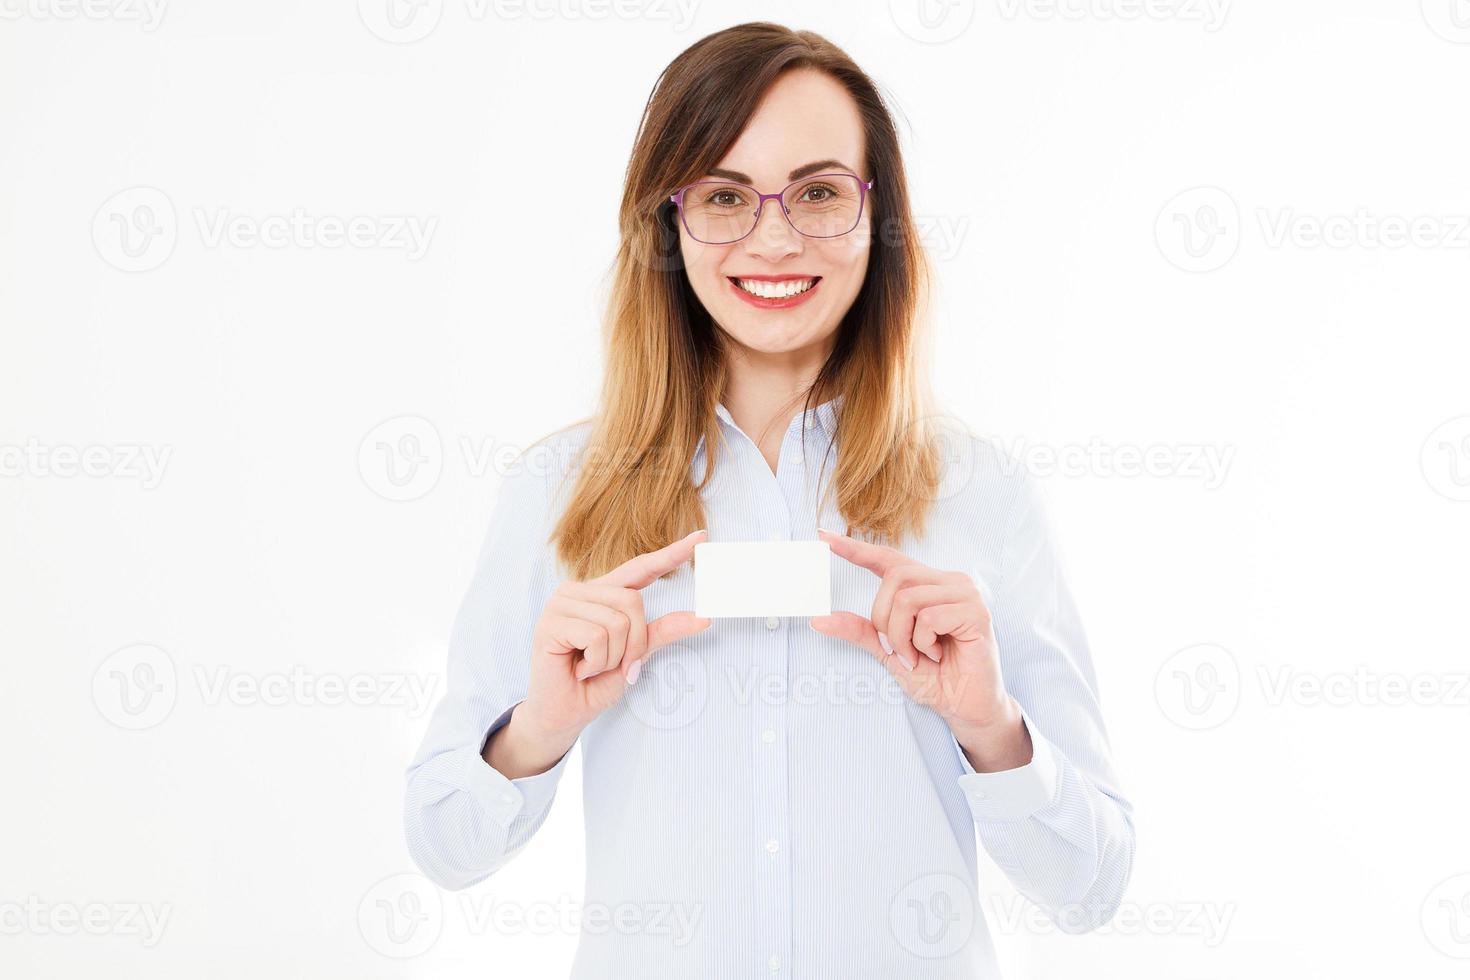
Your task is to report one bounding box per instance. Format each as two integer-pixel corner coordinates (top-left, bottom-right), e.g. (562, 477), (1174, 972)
(698, 392), (844, 457)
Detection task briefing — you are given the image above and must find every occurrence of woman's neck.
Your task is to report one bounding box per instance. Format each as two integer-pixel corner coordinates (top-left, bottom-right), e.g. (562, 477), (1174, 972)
(719, 338), (835, 473)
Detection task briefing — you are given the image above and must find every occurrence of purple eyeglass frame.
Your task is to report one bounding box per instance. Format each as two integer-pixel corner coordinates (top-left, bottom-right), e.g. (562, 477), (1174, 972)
(668, 172), (875, 244)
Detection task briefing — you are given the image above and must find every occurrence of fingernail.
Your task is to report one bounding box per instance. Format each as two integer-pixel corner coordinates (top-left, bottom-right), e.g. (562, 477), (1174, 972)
(626, 660), (642, 685)
(877, 631), (894, 655)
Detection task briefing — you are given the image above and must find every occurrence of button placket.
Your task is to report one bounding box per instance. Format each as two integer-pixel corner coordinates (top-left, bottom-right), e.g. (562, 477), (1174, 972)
(753, 626), (791, 977)
(754, 439), (795, 980)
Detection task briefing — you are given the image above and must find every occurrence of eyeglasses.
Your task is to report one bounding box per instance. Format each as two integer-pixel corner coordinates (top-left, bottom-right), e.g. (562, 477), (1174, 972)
(668, 172), (874, 245)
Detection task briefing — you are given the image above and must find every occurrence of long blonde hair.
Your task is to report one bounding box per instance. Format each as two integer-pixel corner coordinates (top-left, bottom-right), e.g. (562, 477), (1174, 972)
(548, 22), (944, 581)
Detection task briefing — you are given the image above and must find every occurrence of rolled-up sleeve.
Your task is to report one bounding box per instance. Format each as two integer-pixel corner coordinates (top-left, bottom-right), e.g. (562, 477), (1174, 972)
(952, 465), (1136, 933)
(403, 450), (572, 891)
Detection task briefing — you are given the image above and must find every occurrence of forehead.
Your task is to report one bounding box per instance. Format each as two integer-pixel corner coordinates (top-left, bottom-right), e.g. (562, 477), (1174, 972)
(712, 69), (865, 184)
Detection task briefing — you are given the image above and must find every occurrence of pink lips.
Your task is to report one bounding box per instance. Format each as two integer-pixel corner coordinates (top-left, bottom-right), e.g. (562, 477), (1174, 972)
(726, 275), (822, 310)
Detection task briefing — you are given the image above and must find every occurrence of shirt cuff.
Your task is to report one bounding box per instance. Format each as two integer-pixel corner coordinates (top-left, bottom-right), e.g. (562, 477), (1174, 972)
(953, 705), (1060, 822)
(451, 701), (574, 829)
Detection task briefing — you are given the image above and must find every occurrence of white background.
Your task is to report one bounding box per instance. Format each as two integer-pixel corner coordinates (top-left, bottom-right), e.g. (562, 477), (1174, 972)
(3, 1), (1469, 977)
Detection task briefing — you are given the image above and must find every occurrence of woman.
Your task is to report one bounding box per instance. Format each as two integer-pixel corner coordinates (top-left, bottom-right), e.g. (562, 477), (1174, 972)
(405, 22), (1134, 979)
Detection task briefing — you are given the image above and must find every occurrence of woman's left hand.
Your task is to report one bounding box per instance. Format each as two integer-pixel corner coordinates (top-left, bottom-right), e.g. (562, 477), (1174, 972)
(810, 527), (1033, 770)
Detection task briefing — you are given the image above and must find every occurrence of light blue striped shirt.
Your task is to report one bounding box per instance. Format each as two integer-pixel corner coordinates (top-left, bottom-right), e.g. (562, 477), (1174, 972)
(404, 394), (1135, 978)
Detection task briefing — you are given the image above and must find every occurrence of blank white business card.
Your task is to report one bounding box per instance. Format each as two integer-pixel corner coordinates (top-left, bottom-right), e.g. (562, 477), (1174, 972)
(694, 541), (832, 618)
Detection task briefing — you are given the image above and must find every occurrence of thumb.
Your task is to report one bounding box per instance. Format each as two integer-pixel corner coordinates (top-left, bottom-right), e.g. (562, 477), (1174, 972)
(645, 610), (713, 656)
(809, 611), (908, 669)
(617, 611), (713, 684)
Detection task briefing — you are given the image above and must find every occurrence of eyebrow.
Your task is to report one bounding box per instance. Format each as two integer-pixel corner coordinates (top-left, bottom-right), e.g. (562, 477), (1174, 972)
(705, 159), (857, 184)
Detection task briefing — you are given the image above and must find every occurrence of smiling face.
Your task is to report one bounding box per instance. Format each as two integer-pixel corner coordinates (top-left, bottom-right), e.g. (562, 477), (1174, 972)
(676, 69), (872, 360)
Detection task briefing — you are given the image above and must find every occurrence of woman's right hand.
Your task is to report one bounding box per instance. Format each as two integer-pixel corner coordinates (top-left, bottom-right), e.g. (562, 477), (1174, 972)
(483, 529), (712, 779)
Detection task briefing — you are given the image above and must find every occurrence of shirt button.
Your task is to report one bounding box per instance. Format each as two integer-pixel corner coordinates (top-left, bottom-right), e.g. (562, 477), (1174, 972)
(764, 837), (780, 853)
(768, 953), (783, 971)
(765, 616), (779, 630)
(761, 728), (776, 744)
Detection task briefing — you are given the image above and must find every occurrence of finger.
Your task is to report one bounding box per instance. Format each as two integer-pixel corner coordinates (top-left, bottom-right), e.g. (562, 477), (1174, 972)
(557, 581), (648, 668)
(912, 601), (972, 660)
(809, 610), (927, 676)
(816, 526), (916, 578)
(872, 569), (950, 665)
(808, 610), (888, 663)
(620, 611), (712, 685)
(554, 597), (630, 680)
(594, 529), (707, 590)
(892, 583), (972, 664)
(544, 615), (608, 678)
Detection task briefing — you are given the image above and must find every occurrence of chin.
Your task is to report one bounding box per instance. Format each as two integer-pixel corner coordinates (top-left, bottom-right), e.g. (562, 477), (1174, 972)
(721, 317), (819, 354)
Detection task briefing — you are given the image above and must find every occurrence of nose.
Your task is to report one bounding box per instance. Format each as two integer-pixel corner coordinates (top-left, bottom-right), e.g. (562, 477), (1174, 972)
(742, 195), (803, 262)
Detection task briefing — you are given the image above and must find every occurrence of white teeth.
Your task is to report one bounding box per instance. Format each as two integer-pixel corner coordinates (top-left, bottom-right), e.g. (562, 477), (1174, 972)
(735, 277), (816, 299)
